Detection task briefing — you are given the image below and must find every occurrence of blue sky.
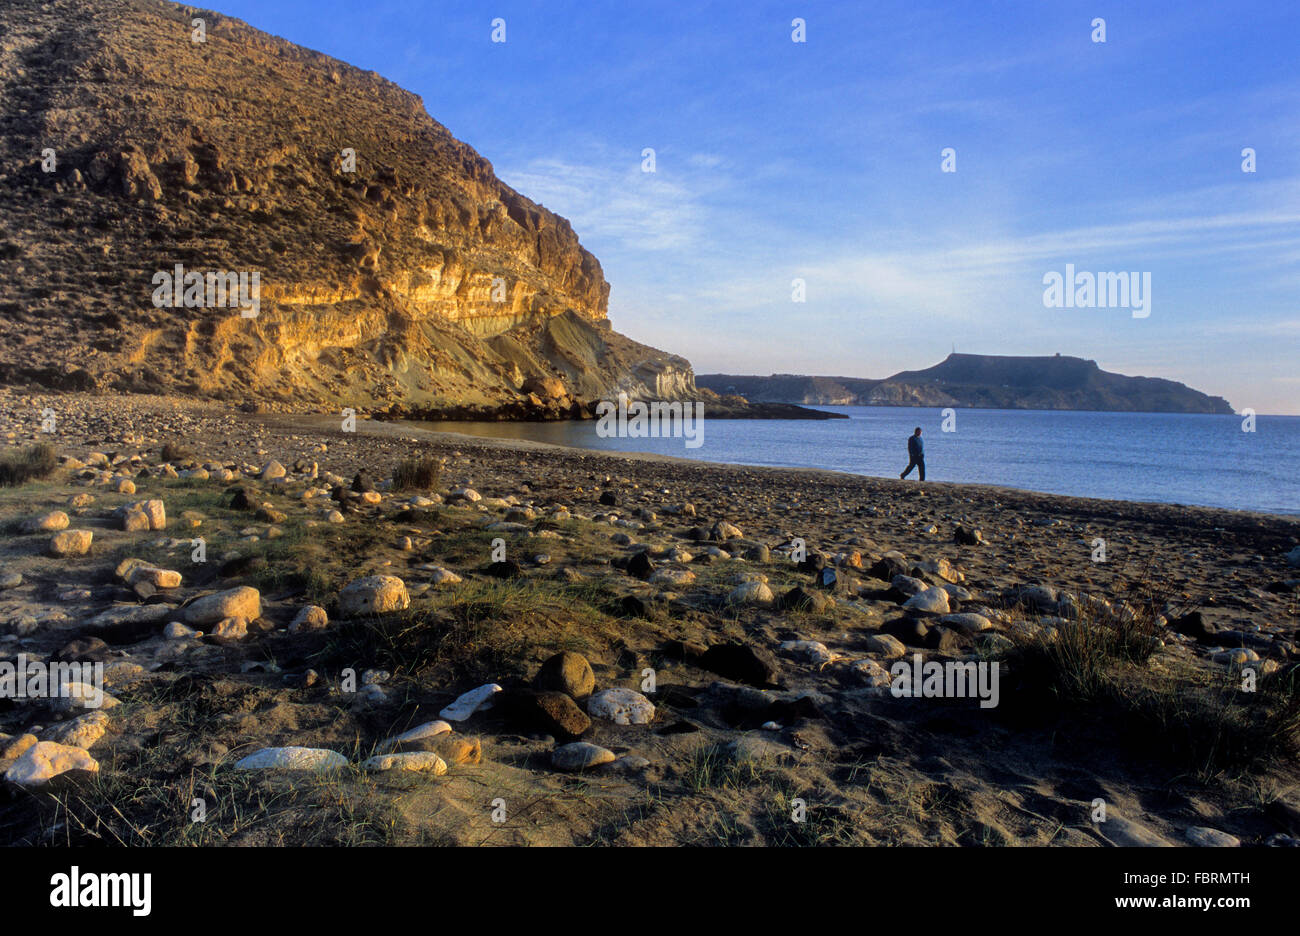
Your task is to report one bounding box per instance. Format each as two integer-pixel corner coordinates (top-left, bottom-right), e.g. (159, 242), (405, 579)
(218, 0), (1300, 413)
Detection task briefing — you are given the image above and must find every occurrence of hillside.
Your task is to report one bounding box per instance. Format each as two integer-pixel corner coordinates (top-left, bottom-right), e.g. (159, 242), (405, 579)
(698, 354), (1234, 414)
(0, 0), (701, 417)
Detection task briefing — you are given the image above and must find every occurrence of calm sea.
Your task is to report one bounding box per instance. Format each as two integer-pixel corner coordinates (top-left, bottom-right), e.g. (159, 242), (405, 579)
(406, 406), (1300, 516)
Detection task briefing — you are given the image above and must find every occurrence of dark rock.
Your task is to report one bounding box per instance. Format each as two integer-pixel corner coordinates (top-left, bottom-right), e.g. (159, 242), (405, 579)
(867, 555), (908, 582)
(768, 695), (824, 723)
(798, 551), (826, 574)
(498, 688), (590, 741)
(351, 471), (375, 493)
(656, 720), (701, 735)
(626, 552), (655, 580)
(923, 625), (963, 653)
(486, 559), (524, 579)
(228, 489), (254, 511)
(954, 525), (984, 546)
(662, 639), (707, 663)
(778, 586), (832, 614)
(883, 617), (931, 647)
(700, 642), (780, 687)
(1167, 611), (1217, 644)
(815, 567), (838, 590)
(598, 490), (619, 507)
(54, 637), (112, 663)
(616, 594), (650, 618)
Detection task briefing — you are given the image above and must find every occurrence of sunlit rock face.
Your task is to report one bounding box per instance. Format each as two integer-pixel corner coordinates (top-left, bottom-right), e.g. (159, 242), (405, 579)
(0, 0), (699, 413)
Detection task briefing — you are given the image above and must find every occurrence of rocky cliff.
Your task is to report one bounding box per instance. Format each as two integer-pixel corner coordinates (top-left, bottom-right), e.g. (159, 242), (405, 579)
(0, 0), (697, 416)
(699, 354), (1234, 414)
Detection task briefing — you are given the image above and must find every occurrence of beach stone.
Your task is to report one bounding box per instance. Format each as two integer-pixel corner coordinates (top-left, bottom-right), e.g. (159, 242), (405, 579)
(23, 510), (69, 533)
(954, 526), (984, 546)
(0, 571), (23, 590)
(1212, 648), (1259, 666)
(260, 460), (286, 480)
(649, 567), (696, 587)
(534, 651), (596, 699)
(904, 587), (951, 615)
(940, 612), (992, 634)
(362, 752), (447, 774)
(700, 642), (780, 687)
(778, 586), (833, 613)
(867, 554), (908, 581)
(211, 617), (248, 641)
(849, 658), (893, 687)
(235, 747), (348, 771)
(49, 529), (93, 557)
(289, 605), (329, 633)
(587, 688), (656, 725)
(916, 558), (961, 583)
(1285, 545), (1300, 568)
(128, 566), (181, 588)
(502, 689), (591, 738)
(890, 574), (927, 597)
(45, 710), (111, 750)
(1186, 826), (1241, 847)
(626, 551), (655, 579)
(427, 567), (462, 586)
(450, 487), (481, 503)
(865, 633), (908, 660)
(164, 621), (198, 639)
(184, 586), (261, 625)
(377, 720), (453, 753)
(727, 580), (774, 606)
(138, 499), (166, 529)
(2, 733), (38, 761)
(436, 736), (482, 765)
(710, 520), (743, 541)
(3, 741), (99, 786)
(1099, 815), (1175, 847)
(338, 575), (409, 615)
(113, 478), (135, 494)
(122, 508), (150, 531)
(440, 683), (502, 721)
(779, 640), (835, 666)
(551, 741), (615, 771)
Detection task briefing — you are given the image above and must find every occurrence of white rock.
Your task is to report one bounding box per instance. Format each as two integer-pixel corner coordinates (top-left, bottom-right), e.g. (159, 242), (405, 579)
(587, 688), (655, 725)
(234, 747), (348, 771)
(439, 683), (502, 721)
(726, 580), (774, 606)
(376, 720), (452, 753)
(338, 575), (409, 616)
(903, 587), (951, 614)
(4, 741), (99, 786)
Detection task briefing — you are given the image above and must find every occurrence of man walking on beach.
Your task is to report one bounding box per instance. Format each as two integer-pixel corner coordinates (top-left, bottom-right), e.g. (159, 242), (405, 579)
(901, 427), (925, 481)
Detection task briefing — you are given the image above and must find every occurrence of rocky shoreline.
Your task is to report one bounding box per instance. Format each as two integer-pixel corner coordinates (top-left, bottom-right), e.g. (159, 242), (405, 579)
(1, 389), (1297, 846)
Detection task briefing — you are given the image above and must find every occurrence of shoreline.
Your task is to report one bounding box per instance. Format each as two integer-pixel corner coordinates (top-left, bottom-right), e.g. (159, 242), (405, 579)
(1, 388), (1298, 846)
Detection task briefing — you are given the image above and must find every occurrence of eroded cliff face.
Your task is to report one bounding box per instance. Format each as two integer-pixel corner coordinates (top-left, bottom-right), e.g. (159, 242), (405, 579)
(0, 0), (694, 413)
